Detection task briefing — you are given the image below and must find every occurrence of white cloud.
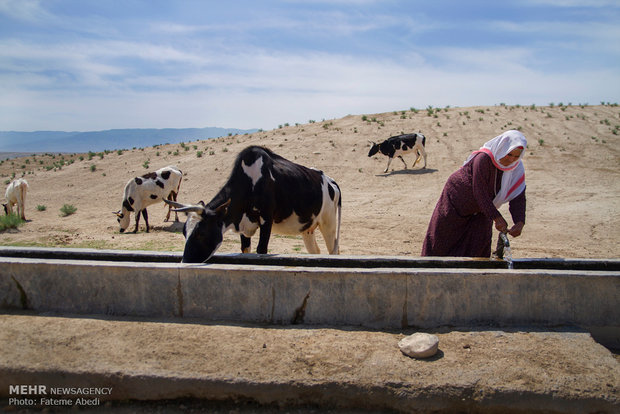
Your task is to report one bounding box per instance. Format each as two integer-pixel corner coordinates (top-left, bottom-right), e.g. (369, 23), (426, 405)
(523, 0), (619, 7)
(1, 1), (618, 131)
(0, 0), (52, 23)
(2, 41), (616, 132)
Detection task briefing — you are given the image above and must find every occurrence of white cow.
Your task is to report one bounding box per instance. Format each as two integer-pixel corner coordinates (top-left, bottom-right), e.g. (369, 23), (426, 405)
(114, 166), (183, 233)
(3, 178), (29, 220)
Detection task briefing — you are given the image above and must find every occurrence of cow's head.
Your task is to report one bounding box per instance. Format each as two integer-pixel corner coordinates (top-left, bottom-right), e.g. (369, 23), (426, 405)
(113, 198), (134, 233)
(368, 141), (379, 157)
(165, 198), (231, 263)
(114, 210), (129, 233)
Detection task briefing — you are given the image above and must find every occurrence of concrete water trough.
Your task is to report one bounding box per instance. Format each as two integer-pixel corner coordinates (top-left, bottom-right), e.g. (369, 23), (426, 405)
(1, 246), (619, 349)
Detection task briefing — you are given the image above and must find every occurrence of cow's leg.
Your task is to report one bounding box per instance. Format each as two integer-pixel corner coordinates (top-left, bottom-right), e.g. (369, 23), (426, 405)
(319, 198), (341, 255)
(398, 155), (407, 169)
(164, 195), (171, 222)
(384, 157), (394, 173)
(411, 151), (421, 168)
(133, 211), (141, 233)
(171, 191), (179, 221)
(21, 185), (26, 220)
(319, 224), (339, 254)
(302, 232), (321, 254)
(256, 221), (273, 254)
(164, 191), (179, 222)
(421, 147), (427, 168)
(143, 208), (150, 233)
(240, 235), (251, 253)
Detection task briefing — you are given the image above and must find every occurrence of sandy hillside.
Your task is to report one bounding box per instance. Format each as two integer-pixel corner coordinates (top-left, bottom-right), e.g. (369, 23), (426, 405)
(1, 103), (619, 259)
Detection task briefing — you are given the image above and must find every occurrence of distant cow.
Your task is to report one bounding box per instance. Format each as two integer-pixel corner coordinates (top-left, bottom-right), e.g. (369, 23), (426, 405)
(166, 145), (342, 263)
(3, 178), (29, 220)
(114, 166), (183, 233)
(368, 133), (427, 173)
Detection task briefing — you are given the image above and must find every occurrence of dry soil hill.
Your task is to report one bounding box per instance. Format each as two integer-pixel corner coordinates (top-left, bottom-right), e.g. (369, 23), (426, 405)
(2, 103), (619, 259)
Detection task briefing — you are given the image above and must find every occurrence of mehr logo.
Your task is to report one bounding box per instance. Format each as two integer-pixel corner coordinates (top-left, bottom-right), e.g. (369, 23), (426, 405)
(8, 384), (112, 408)
(9, 385), (47, 395)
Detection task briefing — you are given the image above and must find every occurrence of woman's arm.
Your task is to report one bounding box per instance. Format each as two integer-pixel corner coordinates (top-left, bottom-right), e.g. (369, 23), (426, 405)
(508, 189), (526, 237)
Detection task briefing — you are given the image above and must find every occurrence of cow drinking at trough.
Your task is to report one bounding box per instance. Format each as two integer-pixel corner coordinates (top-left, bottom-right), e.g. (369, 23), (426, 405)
(368, 133), (427, 173)
(3, 178), (29, 220)
(114, 166), (183, 233)
(165, 145), (342, 263)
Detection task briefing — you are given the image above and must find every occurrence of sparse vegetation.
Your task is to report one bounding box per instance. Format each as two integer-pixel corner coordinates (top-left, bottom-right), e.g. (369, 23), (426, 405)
(0, 102), (617, 260)
(0, 213), (24, 231)
(59, 204), (77, 217)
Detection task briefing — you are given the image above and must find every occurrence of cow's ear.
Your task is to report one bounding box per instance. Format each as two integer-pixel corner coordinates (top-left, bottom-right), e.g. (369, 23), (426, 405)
(113, 210), (122, 217)
(215, 199), (231, 216)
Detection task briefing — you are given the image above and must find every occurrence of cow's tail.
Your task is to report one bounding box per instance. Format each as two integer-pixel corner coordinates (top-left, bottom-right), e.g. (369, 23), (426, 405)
(334, 185), (342, 255)
(20, 181), (27, 203)
(19, 180), (28, 219)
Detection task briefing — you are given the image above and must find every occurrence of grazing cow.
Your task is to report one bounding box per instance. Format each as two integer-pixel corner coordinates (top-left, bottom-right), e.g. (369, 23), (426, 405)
(3, 178), (29, 220)
(114, 166), (183, 233)
(165, 145), (342, 263)
(368, 133), (427, 173)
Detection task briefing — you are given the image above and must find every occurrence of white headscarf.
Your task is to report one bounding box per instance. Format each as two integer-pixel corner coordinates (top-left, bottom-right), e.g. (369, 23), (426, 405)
(465, 130), (527, 208)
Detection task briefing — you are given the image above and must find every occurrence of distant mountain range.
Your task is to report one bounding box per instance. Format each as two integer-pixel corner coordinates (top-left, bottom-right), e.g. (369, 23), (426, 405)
(0, 127), (258, 155)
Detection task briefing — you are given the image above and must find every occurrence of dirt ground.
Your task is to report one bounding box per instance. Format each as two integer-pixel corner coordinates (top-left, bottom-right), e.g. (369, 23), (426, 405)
(1, 104), (619, 258)
(1, 104), (619, 411)
(1, 314), (618, 413)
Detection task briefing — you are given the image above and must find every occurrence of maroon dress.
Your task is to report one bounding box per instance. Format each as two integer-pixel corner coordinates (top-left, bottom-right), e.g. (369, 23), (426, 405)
(421, 152), (526, 257)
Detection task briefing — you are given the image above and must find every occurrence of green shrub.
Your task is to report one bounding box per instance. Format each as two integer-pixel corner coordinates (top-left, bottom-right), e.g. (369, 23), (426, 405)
(0, 213), (23, 231)
(60, 204), (77, 217)
(36, 205), (46, 211)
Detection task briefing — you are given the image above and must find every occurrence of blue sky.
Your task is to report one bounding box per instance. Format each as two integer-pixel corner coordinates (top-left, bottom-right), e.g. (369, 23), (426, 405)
(1, 0), (619, 132)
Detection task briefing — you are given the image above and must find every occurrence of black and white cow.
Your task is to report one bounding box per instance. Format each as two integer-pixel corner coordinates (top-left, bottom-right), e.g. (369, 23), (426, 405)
(368, 133), (427, 173)
(114, 166), (183, 233)
(165, 146), (342, 263)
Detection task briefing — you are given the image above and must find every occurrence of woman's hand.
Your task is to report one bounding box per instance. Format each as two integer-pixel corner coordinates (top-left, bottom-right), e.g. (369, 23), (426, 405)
(508, 221), (524, 237)
(494, 216), (508, 233)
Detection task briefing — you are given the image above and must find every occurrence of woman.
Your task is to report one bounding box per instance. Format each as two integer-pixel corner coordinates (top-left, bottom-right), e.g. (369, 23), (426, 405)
(421, 130), (527, 257)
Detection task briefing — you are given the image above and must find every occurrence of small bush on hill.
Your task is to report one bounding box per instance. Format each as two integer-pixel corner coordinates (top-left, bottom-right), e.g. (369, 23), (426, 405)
(0, 213), (24, 231)
(60, 204), (77, 217)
